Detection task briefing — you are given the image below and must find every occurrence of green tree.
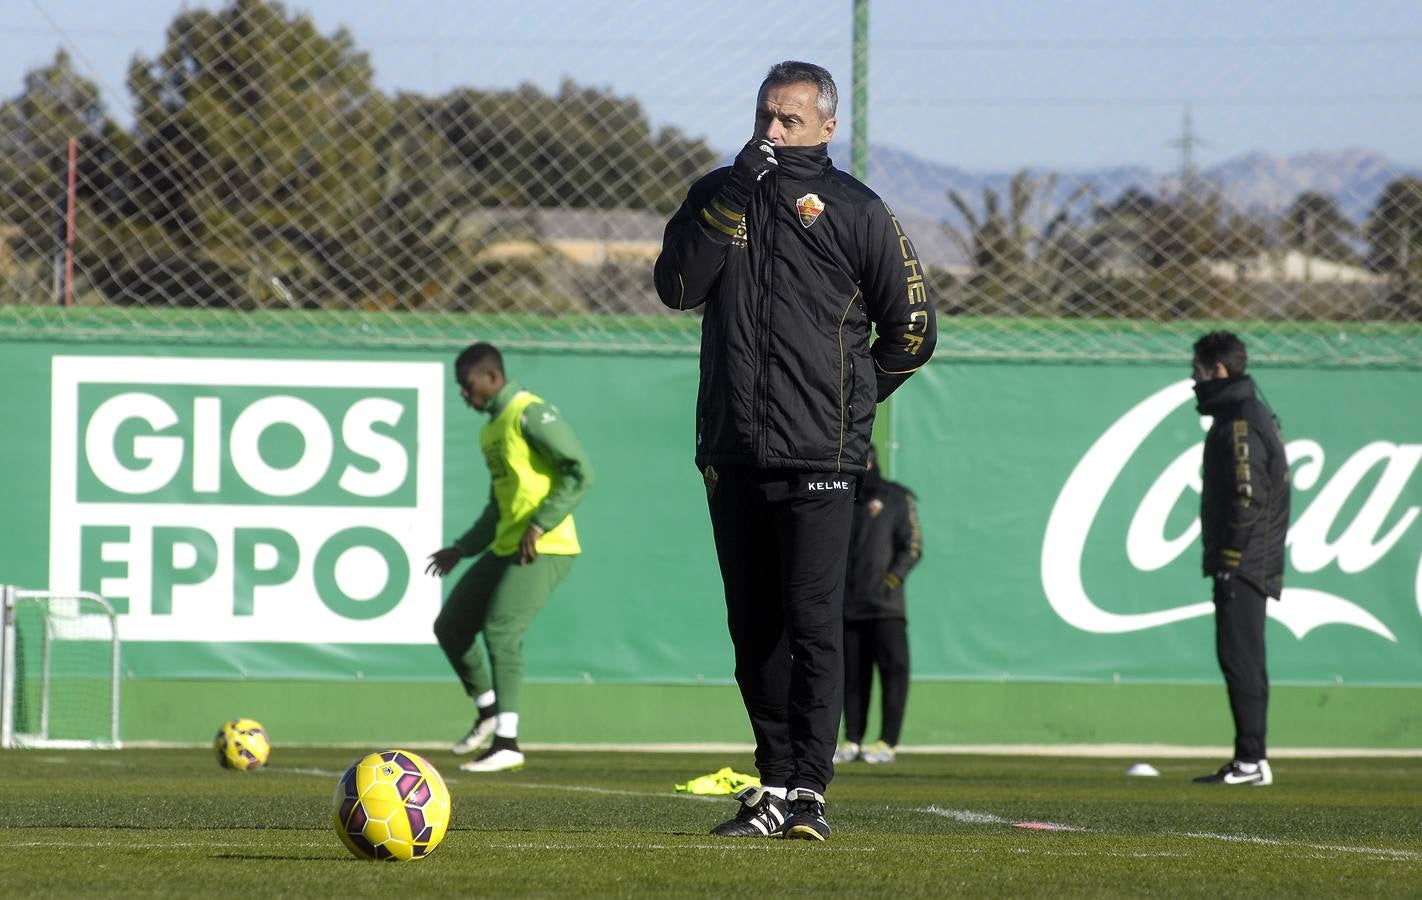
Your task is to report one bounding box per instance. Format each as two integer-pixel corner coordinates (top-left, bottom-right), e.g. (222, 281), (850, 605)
(435, 79), (717, 214)
(0, 50), (106, 172)
(1282, 191), (1356, 264)
(1365, 178), (1422, 274)
(1036, 186), (1278, 319)
(118, 0), (382, 306)
(4, 0), (722, 313)
(1365, 177), (1422, 318)
(942, 169), (1088, 314)
(0, 51), (113, 269)
(315, 93), (472, 310)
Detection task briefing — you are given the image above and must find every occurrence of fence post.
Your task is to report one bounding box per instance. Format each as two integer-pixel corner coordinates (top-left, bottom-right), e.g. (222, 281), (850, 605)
(1, 585), (15, 748)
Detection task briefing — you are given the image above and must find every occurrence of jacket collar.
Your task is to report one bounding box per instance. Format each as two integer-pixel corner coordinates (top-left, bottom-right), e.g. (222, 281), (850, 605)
(775, 142), (833, 181)
(486, 380), (522, 418)
(1194, 374), (1256, 416)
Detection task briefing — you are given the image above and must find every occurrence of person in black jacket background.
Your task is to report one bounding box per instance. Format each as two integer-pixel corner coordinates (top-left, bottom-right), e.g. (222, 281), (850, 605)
(834, 446), (921, 766)
(1189, 331), (1290, 788)
(654, 61), (936, 841)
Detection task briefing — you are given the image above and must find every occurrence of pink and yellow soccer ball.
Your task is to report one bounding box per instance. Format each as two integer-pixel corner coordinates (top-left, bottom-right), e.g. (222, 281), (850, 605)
(332, 750), (452, 861)
(213, 718), (271, 771)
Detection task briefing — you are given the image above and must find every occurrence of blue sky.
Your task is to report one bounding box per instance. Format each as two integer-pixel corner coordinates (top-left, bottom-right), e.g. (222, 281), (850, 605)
(5, 0), (1420, 172)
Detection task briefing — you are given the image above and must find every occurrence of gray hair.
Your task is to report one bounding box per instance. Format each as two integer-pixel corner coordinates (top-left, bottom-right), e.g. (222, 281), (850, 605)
(762, 60), (838, 121)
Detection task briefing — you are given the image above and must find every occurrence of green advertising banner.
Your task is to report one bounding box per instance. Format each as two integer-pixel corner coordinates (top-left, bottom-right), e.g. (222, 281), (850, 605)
(1, 338), (729, 683)
(894, 359), (1422, 686)
(2, 327), (1420, 689)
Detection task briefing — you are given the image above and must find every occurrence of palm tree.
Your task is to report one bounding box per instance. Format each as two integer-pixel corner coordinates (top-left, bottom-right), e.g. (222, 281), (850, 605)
(1282, 191), (1357, 264)
(942, 169), (1090, 314)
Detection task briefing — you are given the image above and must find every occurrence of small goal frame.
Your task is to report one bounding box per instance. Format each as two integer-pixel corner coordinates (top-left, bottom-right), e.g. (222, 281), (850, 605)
(0, 585), (122, 749)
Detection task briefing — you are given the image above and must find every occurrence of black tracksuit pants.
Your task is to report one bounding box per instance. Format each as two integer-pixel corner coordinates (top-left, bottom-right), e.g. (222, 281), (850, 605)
(1212, 574), (1270, 762)
(706, 466), (856, 795)
(843, 617), (910, 746)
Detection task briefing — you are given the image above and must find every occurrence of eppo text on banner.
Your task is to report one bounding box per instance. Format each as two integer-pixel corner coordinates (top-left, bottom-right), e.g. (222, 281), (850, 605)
(48, 357), (444, 644)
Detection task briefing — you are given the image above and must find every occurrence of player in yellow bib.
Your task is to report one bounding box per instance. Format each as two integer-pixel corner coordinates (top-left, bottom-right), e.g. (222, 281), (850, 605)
(426, 343), (594, 772)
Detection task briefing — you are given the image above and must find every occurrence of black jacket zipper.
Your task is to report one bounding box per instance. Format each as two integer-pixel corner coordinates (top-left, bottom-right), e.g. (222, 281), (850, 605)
(754, 172), (777, 464)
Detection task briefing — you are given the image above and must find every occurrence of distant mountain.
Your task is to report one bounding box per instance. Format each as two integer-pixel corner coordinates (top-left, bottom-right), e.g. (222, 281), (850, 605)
(1186, 148), (1416, 222)
(861, 145), (1421, 267)
(865, 145), (1154, 225)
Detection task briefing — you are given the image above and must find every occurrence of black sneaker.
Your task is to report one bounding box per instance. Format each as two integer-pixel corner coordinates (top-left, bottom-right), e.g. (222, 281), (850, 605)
(710, 786), (789, 837)
(1193, 759), (1273, 786)
(783, 787), (831, 841)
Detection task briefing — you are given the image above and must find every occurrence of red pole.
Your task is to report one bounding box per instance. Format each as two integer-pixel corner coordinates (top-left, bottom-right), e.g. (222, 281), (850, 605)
(64, 136), (77, 308)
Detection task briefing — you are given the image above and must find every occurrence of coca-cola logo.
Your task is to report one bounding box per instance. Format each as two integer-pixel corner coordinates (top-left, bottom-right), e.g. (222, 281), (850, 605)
(1042, 380), (1421, 642)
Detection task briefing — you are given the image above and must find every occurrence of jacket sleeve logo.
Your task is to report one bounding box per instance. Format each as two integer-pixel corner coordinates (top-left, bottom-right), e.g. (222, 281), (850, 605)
(795, 193), (825, 228)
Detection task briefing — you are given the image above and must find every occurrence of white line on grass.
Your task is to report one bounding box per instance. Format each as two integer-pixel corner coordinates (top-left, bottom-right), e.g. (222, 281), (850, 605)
(921, 806), (1422, 861)
(485, 841), (875, 852)
(499, 781), (723, 802)
(9, 840), (330, 849)
(270, 766), (346, 778)
(267, 766), (729, 803)
(268, 765), (727, 804)
(921, 806), (1085, 831)
(1170, 831), (1422, 860)
(921, 807), (1014, 825)
(37, 756), (125, 766)
(115, 740), (1422, 758)
(257, 768), (1422, 861)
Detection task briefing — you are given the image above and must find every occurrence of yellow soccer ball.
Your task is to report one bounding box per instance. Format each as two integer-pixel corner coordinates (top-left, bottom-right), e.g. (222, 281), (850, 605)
(214, 718), (271, 771)
(333, 750), (451, 861)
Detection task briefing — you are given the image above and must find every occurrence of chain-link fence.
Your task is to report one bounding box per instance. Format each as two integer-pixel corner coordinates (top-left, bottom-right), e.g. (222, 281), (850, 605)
(2, 0), (1420, 363)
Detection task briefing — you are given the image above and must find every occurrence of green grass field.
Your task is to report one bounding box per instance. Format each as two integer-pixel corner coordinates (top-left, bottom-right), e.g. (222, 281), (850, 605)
(2, 748), (1419, 898)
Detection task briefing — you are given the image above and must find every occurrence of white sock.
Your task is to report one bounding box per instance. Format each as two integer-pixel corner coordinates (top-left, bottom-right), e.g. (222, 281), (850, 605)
(1236, 760), (1259, 773)
(495, 712), (519, 738)
(475, 690), (496, 711)
(764, 786), (787, 800)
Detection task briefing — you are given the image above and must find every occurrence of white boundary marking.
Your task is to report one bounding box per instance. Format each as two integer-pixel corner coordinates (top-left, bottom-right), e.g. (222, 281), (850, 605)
(498, 781), (723, 802)
(274, 771), (1422, 861)
(486, 841), (874, 852)
(271, 766), (344, 777)
(262, 766), (727, 802)
(113, 740), (1422, 758)
(8, 797), (1419, 861)
(8, 840), (330, 849)
(922, 806), (1422, 861)
(1170, 831), (1422, 860)
(17, 760), (1418, 862)
(922, 806), (1085, 831)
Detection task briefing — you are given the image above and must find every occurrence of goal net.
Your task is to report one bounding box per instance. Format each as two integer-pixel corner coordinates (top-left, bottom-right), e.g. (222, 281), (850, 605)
(1, 587), (121, 749)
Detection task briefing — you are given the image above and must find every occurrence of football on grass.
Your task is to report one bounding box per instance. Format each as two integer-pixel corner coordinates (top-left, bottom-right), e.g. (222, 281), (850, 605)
(333, 750), (451, 861)
(213, 718), (270, 771)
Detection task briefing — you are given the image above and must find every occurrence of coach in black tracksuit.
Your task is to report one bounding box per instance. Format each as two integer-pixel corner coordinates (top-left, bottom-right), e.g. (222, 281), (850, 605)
(1190, 331), (1289, 787)
(654, 61), (935, 839)
(840, 446), (922, 762)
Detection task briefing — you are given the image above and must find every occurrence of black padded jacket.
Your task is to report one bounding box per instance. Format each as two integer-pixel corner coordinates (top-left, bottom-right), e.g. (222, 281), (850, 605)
(653, 143), (936, 475)
(1195, 375), (1291, 597)
(844, 473), (922, 621)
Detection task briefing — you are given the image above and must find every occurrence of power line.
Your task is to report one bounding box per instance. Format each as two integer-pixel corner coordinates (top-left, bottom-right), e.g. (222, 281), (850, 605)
(872, 34), (1422, 51)
(3, 24), (1421, 51)
(881, 94), (1422, 109)
(22, 0), (132, 113)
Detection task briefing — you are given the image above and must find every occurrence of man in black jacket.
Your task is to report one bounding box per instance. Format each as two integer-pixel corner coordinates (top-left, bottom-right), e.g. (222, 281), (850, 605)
(654, 61), (936, 840)
(1189, 332), (1289, 788)
(834, 446), (921, 766)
